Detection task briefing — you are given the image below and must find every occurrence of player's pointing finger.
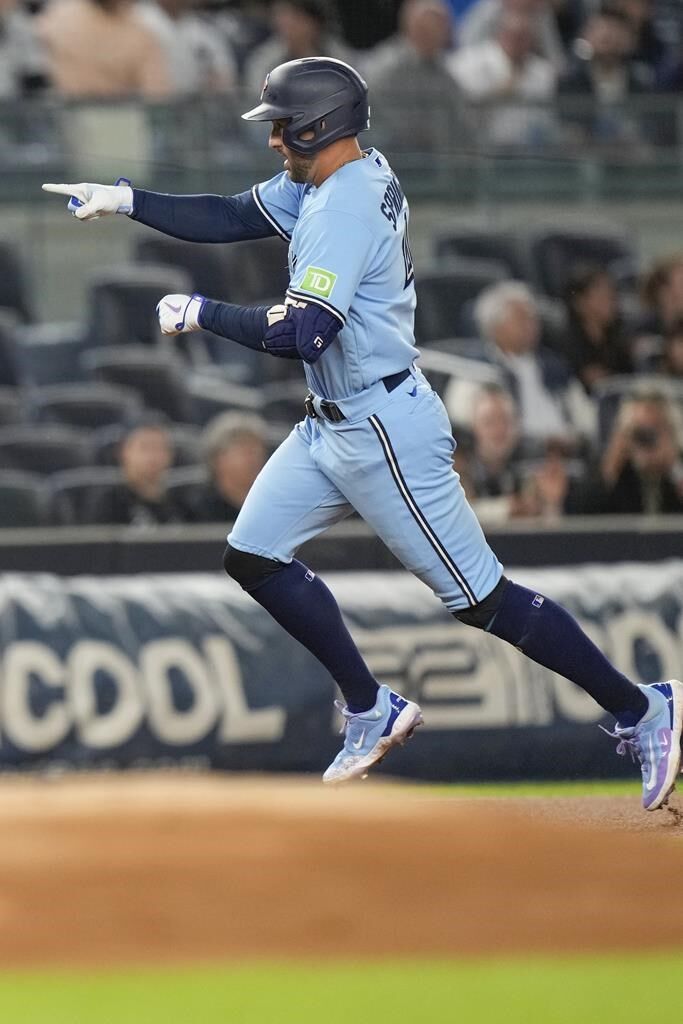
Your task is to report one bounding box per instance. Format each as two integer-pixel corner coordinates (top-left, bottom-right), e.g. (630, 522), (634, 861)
(42, 183), (77, 196)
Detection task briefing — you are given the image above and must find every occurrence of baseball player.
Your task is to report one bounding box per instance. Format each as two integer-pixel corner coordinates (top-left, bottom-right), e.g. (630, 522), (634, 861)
(43, 58), (682, 807)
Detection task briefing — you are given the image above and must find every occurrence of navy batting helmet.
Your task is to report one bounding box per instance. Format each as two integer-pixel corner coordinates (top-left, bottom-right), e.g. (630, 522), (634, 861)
(241, 57), (370, 156)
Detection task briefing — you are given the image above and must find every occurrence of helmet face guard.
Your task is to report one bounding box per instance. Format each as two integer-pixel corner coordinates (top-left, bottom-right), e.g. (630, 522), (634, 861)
(242, 57), (370, 156)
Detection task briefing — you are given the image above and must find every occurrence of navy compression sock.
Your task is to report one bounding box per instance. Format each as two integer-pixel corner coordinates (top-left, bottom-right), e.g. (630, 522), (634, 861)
(487, 582), (648, 725)
(247, 559), (379, 713)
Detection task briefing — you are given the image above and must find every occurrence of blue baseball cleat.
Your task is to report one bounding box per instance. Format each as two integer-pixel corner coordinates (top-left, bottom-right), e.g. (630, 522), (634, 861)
(602, 680), (683, 811)
(323, 684), (423, 784)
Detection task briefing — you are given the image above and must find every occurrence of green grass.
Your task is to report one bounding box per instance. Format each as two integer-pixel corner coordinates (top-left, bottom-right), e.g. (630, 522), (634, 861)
(409, 779), (640, 798)
(1, 954), (679, 1024)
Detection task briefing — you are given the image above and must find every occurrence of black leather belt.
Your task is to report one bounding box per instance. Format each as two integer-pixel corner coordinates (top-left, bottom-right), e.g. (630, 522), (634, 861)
(305, 368), (411, 423)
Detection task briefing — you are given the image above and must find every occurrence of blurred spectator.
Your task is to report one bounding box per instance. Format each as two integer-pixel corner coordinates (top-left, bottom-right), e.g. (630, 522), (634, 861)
(612, 0), (670, 77)
(638, 254), (683, 345)
(243, 0), (354, 98)
(0, 0), (49, 96)
(448, 10), (558, 148)
(87, 414), (186, 526)
(458, 0), (567, 71)
(598, 390), (683, 513)
(659, 319), (683, 378)
(368, 0), (471, 154)
(37, 0), (171, 98)
(473, 281), (576, 443)
(558, 8), (650, 145)
(188, 412), (268, 522)
(560, 263), (634, 393)
(137, 0), (237, 95)
(454, 384), (528, 522)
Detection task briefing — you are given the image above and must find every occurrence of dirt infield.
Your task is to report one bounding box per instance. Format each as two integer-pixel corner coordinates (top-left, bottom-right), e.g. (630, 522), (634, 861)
(0, 774), (681, 969)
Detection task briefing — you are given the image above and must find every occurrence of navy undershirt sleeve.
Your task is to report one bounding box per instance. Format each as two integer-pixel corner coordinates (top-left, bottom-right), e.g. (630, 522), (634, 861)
(199, 300), (270, 351)
(130, 188), (276, 243)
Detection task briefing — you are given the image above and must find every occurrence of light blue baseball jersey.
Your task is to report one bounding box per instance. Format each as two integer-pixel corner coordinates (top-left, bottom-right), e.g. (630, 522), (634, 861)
(252, 148), (419, 400)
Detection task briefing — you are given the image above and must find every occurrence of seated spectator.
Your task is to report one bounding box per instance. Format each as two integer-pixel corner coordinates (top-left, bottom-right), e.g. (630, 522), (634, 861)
(558, 8), (650, 145)
(367, 0), (471, 153)
(136, 0), (237, 95)
(597, 390), (683, 513)
(455, 384), (529, 522)
(37, 0), (171, 98)
(243, 0), (354, 99)
(448, 10), (558, 148)
(613, 0), (669, 78)
(473, 281), (577, 444)
(659, 319), (683, 378)
(458, 0), (567, 72)
(638, 254), (683, 344)
(188, 412), (268, 522)
(560, 263), (634, 393)
(0, 0), (49, 96)
(87, 414), (187, 526)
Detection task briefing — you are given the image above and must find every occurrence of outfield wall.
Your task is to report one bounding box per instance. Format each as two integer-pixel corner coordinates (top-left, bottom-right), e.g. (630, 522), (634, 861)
(0, 562), (680, 780)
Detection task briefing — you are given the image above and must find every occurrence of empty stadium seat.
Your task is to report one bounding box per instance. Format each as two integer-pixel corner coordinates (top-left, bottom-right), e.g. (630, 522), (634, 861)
(524, 227), (637, 299)
(0, 241), (32, 322)
(0, 470), (47, 527)
(222, 237), (290, 303)
(47, 466), (124, 525)
(135, 237), (230, 300)
(28, 382), (142, 428)
(0, 310), (19, 386)
(434, 229), (531, 281)
(0, 386), (22, 426)
(86, 265), (192, 347)
(82, 345), (190, 421)
(185, 373), (263, 425)
(13, 322), (89, 386)
(414, 261), (507, 343)
(0, 424), (92, 475)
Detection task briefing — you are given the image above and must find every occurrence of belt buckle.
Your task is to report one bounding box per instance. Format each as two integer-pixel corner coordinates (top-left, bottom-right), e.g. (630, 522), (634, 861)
(304, 392), (317, 419)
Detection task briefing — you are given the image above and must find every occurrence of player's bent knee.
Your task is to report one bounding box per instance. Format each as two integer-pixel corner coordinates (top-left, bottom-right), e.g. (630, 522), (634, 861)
(223, 543), (286, 592)
(453, 575), (510, 630)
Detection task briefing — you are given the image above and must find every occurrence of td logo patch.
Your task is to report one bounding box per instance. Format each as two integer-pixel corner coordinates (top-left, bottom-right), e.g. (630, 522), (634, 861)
(301, 266), (338, 299)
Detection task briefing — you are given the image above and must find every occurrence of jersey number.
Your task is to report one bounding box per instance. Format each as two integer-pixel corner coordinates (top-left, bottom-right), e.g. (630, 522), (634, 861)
(402, 212), (415, 290)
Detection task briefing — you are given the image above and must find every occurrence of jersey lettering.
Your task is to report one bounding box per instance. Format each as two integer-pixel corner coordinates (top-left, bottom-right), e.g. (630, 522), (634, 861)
(380, 175), (405, 232)
(402, 211), (415, 289)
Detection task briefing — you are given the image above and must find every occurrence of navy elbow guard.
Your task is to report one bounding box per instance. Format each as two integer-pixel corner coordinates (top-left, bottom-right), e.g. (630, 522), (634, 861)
(263, 299), (342, 363)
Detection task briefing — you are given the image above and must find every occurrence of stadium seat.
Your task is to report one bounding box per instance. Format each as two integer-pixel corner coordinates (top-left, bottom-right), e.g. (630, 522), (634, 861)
(0, 424), (92, 475)
(82, 345), (190, 421)
(0, 386), (22, 426)
(13, 322), (89, 386)
(28, 382), (142, 428)
(86, 264), (193, 347)
(414, 261), (507, 343)
(434, 229), (531, 281)
(0, 310), (20, 387)
(47, 466), (124, 525)
(0, 241), (32, 322)
(0, 470), (47, 527)
(135, 237), (230, 301)
(222, 237), (290, 303)
(524, 227), (637, 299)
(262, 379), (306, 428)
(185, 372), (263, 426)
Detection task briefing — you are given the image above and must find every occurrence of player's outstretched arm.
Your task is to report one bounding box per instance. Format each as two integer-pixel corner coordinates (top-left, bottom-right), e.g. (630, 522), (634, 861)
(42, 181), (279, 243)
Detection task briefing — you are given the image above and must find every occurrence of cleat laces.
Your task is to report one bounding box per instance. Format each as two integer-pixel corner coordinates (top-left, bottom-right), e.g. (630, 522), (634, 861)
(599, 725), (644, 770)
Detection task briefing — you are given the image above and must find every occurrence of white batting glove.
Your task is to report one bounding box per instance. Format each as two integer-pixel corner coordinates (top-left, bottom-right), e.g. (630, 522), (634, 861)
(156, 293), (205, 335)
(41, 178), (134, 220)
